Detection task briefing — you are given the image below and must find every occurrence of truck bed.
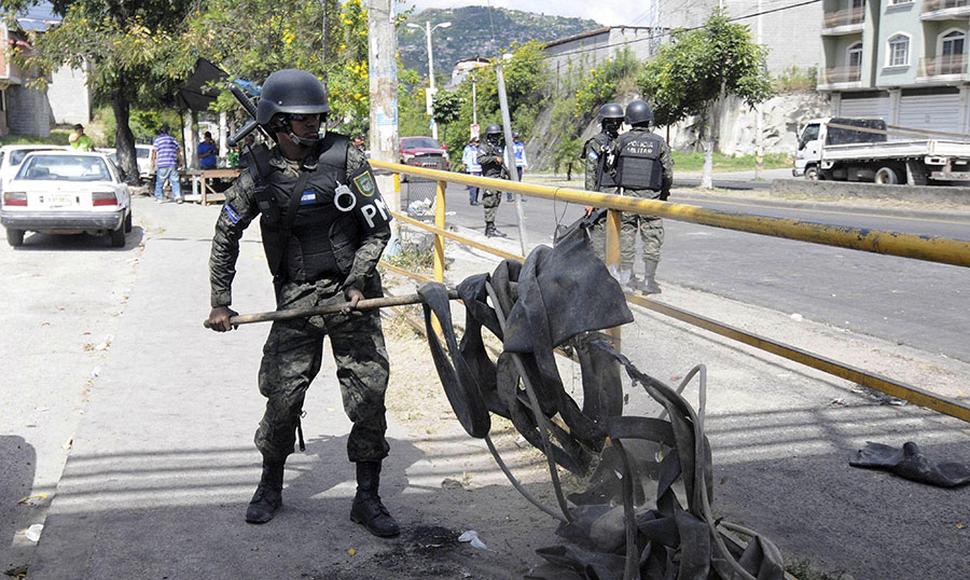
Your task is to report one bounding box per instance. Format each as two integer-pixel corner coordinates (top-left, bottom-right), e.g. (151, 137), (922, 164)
(823, 139), (970, 161)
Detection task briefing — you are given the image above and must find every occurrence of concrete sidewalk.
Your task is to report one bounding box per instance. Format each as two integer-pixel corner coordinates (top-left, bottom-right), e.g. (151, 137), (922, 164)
(25, 198), (556, 579)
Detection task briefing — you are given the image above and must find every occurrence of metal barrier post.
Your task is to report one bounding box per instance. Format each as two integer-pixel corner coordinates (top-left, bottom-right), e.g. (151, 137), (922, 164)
(432, 179), (447, 335)
(434, 180), (447, 283)
(606, 209), (623, 348)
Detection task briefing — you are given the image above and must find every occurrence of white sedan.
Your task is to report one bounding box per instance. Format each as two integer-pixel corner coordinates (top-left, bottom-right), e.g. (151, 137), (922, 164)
(1, 151), (132, 248)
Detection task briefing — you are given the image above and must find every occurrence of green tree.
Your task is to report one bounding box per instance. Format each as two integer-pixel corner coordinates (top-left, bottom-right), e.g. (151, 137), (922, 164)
(638, 11), (773, 188)
(2, 0), (196, 182)
(432, 90), (461, 137)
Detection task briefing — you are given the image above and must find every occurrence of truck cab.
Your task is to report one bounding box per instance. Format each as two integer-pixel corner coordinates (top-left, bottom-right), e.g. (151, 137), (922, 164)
(793, 118), (826, 179)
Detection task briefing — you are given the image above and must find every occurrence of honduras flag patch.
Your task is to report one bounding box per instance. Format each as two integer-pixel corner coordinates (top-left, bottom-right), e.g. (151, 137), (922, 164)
(300, 189), (317, 205)
(223, 203), (240, 224)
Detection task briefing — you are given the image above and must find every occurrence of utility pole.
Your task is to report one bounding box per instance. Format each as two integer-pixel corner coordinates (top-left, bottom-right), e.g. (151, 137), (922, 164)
(368, 0), (400, 250)
(495, 62), (528, 255)
(408, 20), (451, 140)
(755, 0), (765, 180)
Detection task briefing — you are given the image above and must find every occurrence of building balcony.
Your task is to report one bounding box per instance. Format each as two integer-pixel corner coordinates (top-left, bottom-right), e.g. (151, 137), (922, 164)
(922, 0), (970, 20)
(818, 65), (863, 90)
(822, 8), (865, 35)
(917, 54), (968, 80)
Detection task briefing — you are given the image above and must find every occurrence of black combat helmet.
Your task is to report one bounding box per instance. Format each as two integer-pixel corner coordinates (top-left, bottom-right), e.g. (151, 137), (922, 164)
(599, 103), (624, 121)
(625, 99), (654, 127)
(483, 124), (503, 143)
(256, 69), (329, 125)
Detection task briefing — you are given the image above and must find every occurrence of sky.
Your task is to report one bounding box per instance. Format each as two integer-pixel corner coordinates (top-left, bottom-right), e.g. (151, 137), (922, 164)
(404, 0), (646, 27)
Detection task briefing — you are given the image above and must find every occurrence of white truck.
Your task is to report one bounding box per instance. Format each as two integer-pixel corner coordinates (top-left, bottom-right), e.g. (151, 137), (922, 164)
(793, 117), (970, 185)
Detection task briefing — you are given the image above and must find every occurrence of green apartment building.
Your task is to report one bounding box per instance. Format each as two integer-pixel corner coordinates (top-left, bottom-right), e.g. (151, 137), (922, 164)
(818, 0), (970, 133)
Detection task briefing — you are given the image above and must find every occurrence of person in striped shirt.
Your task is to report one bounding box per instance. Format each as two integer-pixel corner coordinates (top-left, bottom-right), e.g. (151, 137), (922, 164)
(151, 126), (183, 203)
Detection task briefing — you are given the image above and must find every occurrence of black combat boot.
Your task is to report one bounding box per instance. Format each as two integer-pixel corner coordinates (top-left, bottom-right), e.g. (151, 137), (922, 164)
(642, 260), (662, 295)
(245, 460), (284, 524)
(350, 461), (400, 538)
(485, 222), (507, 238)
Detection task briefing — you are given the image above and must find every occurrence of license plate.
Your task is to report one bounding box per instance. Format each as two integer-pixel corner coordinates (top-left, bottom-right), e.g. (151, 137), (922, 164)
(49, 193), (75, 208)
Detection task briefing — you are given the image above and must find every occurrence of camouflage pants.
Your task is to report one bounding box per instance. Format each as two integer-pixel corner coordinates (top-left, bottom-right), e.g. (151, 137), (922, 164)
(482, 188), (502, 224)
(588, 213), (665, 269)
(255, 274), (391, 464)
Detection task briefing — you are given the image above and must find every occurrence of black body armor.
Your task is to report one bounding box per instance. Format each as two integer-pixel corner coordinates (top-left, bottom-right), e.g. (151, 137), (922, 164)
(585, 132), (617, 189)
(615, 130), (665, 191)
(250, 133), (390, 285)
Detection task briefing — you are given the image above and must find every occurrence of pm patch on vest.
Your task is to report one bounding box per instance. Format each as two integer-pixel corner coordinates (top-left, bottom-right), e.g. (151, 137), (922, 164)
(336, 165), (393, 233)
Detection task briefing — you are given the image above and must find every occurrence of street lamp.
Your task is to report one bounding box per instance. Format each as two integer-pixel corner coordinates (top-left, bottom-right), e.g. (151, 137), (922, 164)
(407, 20), (451, 140)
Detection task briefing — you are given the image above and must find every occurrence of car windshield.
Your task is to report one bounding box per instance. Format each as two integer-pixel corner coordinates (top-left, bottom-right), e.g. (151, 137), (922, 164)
(17, 155), (112, 182)
(10, 148), (55, 166)
(402, 137), (440, 149)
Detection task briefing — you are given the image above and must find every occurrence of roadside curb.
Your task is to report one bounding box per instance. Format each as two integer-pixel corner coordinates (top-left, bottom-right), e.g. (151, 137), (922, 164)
(670, 189), (970, 225)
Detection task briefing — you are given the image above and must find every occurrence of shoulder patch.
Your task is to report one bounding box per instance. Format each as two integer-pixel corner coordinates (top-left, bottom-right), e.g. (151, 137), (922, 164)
(223, 203), (241, 225)
(352, 170), (377, 197)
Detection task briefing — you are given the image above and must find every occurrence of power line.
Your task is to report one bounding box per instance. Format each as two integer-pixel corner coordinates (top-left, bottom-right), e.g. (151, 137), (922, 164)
(542, 0), (823, 61)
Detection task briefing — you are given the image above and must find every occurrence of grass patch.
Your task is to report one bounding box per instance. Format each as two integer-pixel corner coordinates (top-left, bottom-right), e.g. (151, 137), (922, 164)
(671, 151), (791, 173)
(0, 128), (72, 147)
(385, 244), (435, 273)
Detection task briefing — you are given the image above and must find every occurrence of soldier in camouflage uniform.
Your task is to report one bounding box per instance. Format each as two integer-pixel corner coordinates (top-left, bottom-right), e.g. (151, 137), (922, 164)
(206, 69), (399, 538)
(583, 103), (624, 262)
(476, 124), (510, 238)
(608, 99), (673, 294)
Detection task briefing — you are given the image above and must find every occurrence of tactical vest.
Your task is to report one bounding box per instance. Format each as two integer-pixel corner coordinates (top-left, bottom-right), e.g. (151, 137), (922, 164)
(615, 130), (663, 191)
(585, 132), (617, 190)
(251, 134), (362, 285)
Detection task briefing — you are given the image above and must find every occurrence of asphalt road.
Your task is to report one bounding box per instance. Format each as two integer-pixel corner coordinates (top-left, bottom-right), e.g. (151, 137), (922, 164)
(404, 180), (970, 363)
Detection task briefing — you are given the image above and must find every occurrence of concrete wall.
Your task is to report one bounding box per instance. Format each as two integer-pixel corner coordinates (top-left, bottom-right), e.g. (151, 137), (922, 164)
(667, 91), (833, 155)
(47, 63), (91, 125)
(772, 177), (970, 205)
(5, 84), (51, 137)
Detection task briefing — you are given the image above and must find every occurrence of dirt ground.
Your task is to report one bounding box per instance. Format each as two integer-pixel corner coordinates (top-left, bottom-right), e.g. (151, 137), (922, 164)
(316, 276), (567, 579)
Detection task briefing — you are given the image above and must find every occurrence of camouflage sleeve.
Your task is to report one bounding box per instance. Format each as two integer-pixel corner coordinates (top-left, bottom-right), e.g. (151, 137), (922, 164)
(660, 140), (674, 195)
(209, 169), (261, 307)
(583, 141), (599, 192)
(477, 144), (500, 172)
(343, 146), (391, 293)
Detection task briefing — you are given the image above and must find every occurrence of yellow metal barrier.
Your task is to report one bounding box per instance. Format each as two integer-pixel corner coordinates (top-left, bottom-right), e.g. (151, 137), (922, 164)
(375, 161), (970, 423)
(372, 160), (970, 268)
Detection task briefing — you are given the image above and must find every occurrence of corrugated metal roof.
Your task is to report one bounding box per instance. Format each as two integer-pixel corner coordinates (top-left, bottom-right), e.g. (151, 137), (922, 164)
(16, 2), (62, 33)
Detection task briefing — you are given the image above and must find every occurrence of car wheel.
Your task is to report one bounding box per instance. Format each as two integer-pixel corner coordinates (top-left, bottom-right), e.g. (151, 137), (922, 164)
(124, 210), (133, 233)
(804, 166), (819, 181)
(874, 166), (900, 185)
(6, 228), (25, 247)
(109, 225), (126, 248)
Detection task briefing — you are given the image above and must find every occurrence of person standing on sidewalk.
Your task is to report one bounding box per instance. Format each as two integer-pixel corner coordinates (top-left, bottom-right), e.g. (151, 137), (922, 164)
(583, 103), (624, 262)
(206, 68), (399, 538)
(151, 126), (183, 204)
(608, 99), (672, 294)
(461, 136), (482, 205)
(510, 131), (527, 201)
(477, 124), (510, 238)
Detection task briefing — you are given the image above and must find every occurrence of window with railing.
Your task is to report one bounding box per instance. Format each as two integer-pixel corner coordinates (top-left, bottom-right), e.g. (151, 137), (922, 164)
(823, 66), (863, 83)
(823, 6), (866, 28)
(923, 0), (970, 11)
(920, 54), (967, 76)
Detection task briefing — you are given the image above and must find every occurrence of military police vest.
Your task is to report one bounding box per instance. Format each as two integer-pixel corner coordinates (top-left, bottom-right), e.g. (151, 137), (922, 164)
(615, 130), (664, 191)
(584, 132), (617, 189)
(250, 133), (391, 285)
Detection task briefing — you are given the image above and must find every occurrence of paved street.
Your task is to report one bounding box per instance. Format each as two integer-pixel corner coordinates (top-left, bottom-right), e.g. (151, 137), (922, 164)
(410, 179), (970, 363)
